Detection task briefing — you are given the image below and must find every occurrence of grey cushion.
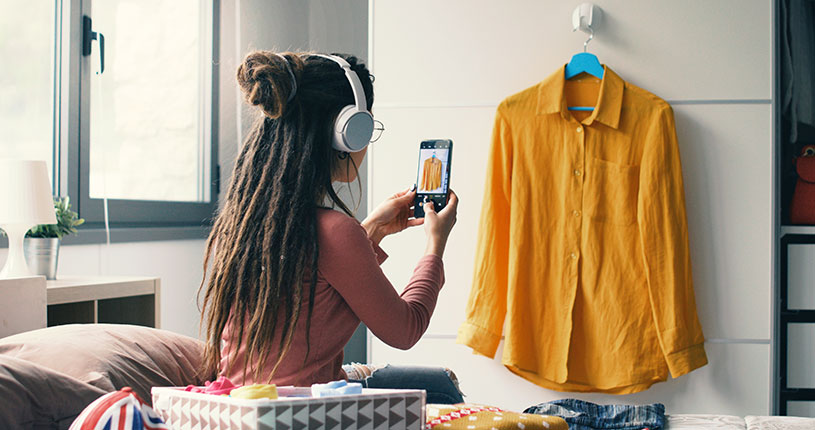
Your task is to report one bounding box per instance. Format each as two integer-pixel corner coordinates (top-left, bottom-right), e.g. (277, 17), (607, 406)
(0, 324), (209, 430)
(0, 355), (105, 429)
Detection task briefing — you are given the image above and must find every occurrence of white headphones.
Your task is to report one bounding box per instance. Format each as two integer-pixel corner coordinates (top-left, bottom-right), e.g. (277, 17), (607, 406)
(313, 54), (375, 153)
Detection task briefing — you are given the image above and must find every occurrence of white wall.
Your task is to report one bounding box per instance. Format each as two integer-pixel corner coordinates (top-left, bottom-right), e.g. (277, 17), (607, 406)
(368, 0), (773, 415)
(219, 0), (370, 217)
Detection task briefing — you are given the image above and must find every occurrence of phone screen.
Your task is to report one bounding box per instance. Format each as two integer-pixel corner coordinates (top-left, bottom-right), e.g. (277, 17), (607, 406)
(414, 139), (453, 218)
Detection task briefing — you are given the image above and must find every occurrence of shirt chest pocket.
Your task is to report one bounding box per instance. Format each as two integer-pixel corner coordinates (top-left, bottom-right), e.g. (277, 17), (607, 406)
(585, 157), (640, 225)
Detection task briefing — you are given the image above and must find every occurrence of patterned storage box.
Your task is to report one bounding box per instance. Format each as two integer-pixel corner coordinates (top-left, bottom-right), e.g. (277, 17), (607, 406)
(151, 386), (425, 430)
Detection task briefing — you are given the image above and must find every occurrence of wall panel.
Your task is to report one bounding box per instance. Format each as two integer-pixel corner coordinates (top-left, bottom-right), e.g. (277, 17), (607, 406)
(369, 0), (773, 414)
(371, 338), (770, 415)
(371, 0), (771, 105)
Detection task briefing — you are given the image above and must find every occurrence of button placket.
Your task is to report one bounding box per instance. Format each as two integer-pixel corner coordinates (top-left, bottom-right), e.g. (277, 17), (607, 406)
(573, 125), (586, 269)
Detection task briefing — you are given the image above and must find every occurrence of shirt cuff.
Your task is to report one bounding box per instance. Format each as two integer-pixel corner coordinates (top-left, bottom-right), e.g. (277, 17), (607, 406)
(456, 321), (501, 359)
(665, 342), (708, 378)
(371, 242), (388, 265)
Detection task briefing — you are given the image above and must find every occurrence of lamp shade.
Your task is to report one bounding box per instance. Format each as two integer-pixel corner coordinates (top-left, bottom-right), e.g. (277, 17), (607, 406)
(0, 159), (57, 225)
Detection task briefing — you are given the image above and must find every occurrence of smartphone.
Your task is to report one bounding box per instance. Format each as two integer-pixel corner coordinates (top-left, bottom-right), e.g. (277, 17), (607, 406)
(414, 139), (453, 218)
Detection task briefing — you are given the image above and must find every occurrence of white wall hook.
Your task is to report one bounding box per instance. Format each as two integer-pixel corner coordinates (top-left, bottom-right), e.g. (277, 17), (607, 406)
(572, 3), (602, 34)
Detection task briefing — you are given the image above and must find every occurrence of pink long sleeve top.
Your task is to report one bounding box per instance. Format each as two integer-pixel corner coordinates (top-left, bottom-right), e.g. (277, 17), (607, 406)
(219, 208), (445, 386)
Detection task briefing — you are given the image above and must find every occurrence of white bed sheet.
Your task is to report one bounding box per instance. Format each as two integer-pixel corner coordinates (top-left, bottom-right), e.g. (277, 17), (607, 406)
(667, 414), (815, 430)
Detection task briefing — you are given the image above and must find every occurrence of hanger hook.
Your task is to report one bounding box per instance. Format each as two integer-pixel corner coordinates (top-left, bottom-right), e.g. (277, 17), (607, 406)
(583, 27), (594, 53)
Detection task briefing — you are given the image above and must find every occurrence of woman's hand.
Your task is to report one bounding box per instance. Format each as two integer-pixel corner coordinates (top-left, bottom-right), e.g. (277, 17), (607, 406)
(361, 186), (424, 245)
(423, 189), (459, 258)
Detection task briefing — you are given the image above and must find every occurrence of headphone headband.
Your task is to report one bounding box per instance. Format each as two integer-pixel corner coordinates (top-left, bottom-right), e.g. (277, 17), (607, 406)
(312, 54), (368, 113)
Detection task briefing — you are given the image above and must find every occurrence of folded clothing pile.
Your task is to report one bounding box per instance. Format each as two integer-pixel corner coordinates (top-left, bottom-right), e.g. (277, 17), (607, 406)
(525, 399), (665, 430)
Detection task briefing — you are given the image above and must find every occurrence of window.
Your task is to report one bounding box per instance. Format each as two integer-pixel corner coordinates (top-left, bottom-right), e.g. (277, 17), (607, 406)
(0, 0), (218, 234)
(77, 0), (218, 226)
(89, 0), (212, 203)
(0, 1), (57, 183)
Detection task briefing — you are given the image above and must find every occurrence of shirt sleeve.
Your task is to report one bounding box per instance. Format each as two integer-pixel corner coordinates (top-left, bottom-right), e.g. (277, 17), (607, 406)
(372, 242), (388, 265)
(318, 215), (444, 350)
(456, 106), (513, 358)
(637, 105), (708, 377)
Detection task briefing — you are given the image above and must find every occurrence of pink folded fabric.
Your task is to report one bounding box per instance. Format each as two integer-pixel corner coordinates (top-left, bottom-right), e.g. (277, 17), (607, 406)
(184, 376), (239, 396)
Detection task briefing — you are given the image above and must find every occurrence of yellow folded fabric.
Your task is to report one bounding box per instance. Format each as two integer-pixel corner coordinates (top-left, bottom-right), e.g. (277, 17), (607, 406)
(229, 384), (278, 400)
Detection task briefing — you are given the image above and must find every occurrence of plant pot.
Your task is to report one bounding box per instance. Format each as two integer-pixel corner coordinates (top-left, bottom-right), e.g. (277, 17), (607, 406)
(23, 237), (60, 280)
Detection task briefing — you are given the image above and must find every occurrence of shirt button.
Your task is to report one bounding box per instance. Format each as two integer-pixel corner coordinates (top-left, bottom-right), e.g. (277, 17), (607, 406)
(574, 169), (582, 176)
(576, 127), (582, 133)
(573, 210), (581, 218)
(570, 253), (578, 260)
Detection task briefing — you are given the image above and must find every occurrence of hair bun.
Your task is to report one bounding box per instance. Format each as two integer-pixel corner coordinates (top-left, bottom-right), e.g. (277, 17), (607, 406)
(236, 51), (300, 118)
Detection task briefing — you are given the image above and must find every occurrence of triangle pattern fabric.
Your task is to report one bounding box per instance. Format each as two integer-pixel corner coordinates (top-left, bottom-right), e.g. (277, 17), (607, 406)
(357, 410), (373, 430)
(374, 398), (389, 417)
(405, 410), (419, 428)
(258, 407), (276, 430)
(341, 412), (357, 430)
(153, 388), (427, 430)
(309, 415), (325, 429)
(241, 406), (257, 428)
(388, 396), (405, 428)
(325, 402), (341, 430)
(219, 403), (230, 429)
(229, 405), (241, 428)
(342, 400), (359, 430)
(357, 399), (373, 430)
(292, 404), (308, 430)
(182, 397), (192, 423)
(276, 405), (293, 430)
(209, 403), (221, 427)
(374, 411), (389, 428)
(199, 402), (209, 428)
(308, 403), (325, 429)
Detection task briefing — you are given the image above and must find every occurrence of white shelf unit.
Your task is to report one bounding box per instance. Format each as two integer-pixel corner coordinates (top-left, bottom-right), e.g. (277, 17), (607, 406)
(46, 276), (161, 329)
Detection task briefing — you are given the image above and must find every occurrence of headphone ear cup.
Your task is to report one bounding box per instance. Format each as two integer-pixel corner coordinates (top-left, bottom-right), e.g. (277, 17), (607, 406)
(333, 105), (374, 153)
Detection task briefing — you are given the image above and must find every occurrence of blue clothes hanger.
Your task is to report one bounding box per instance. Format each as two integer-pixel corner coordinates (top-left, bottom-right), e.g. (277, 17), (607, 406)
(565, 28), (603, 111)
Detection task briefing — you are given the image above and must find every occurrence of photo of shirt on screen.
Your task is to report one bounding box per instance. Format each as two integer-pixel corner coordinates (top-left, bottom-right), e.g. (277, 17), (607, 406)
(418, 149), (449, 193)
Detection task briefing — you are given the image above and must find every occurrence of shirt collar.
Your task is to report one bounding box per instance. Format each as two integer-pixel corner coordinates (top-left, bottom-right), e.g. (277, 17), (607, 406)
(536, 64), (624, 129)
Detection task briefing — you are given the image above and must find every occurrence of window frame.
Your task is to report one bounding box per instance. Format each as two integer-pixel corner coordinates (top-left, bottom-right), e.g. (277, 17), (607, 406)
(62, 0), (220, 231)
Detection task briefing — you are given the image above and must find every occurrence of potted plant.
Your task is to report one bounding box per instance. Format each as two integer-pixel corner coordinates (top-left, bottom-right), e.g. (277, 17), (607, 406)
(23, 196), (84, 280)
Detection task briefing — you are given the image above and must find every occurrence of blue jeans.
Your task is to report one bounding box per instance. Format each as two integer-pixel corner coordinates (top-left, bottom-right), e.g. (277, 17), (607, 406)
(524, 399), (665, 430)
(347, 365), (464, 404)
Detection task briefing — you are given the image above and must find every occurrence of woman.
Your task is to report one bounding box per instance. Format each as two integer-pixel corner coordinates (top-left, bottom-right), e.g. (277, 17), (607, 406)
(198, 51), (459, 399)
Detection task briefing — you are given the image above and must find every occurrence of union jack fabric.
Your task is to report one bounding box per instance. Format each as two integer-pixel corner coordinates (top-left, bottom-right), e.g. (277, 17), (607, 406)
(70, 387), (170, 430)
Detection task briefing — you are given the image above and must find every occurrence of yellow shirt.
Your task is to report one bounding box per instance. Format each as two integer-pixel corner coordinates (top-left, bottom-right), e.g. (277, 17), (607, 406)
(421, 156), (443, 191)
(457, 65), (707, 394)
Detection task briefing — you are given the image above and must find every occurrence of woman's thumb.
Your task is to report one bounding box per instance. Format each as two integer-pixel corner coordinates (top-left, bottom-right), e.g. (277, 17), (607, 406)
(424, 200), (436, 214)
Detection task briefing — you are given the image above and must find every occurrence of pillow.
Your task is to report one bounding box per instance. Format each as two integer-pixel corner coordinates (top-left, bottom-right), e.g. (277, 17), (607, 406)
(0, 324), (210, 407)
(0, 355), (105, 430)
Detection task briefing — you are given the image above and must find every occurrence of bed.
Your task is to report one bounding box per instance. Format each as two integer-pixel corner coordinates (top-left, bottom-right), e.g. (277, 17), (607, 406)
(1, 324), (813, 430)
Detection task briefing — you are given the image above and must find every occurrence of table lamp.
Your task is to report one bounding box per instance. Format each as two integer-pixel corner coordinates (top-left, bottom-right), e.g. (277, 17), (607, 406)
(0, 160), (57, 278)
